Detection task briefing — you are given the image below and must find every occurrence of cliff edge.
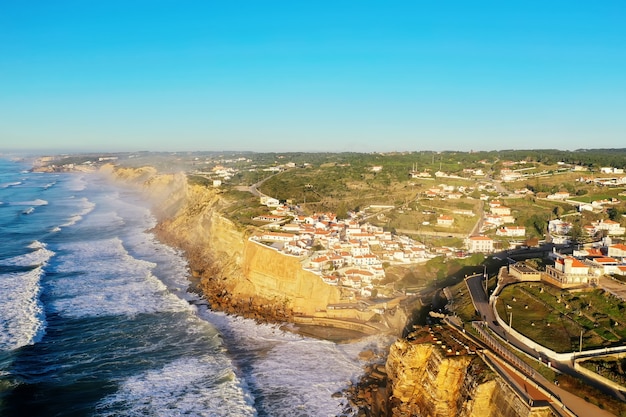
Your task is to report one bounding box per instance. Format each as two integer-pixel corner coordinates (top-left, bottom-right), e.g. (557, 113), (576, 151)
(347, 336), (557, 417)
(103, 166), (387, 330)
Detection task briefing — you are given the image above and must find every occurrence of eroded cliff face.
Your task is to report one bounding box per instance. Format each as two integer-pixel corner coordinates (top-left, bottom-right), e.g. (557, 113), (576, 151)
(381, 339), (554, 417)
(242, 240), (342, 315)
(104, 166), (343, 321)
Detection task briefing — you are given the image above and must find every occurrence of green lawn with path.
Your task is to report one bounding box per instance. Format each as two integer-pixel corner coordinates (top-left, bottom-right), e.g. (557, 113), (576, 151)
(496, 283), (626, 353)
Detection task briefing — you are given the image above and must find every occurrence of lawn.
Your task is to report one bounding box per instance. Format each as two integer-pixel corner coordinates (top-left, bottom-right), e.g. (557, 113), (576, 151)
(496, 283), (626, 353)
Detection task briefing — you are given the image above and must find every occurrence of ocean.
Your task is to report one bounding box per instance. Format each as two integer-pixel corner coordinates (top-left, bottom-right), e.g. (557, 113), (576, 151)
(0, 158), (390, 417)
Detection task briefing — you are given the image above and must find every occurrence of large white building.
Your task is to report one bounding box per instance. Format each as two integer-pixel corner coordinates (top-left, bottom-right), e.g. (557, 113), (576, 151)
(466, 235), (494, 253)
(545, 256), (593, 287)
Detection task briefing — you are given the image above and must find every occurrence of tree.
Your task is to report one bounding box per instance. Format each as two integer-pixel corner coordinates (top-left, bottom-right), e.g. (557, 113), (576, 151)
(607, 207), (622, 222)
(570, 224), (584, 245)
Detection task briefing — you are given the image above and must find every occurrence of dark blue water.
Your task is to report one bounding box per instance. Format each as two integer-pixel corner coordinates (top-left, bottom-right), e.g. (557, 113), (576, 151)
(0, 157), (386, 416)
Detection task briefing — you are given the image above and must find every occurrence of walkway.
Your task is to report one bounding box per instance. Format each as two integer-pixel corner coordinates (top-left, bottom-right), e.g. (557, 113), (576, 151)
(599, 276), (626, 302)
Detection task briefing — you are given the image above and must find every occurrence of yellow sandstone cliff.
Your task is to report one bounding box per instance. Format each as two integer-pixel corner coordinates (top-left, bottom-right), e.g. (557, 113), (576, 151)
(384, 339), (555, 417)
(103, 165), (343, 321)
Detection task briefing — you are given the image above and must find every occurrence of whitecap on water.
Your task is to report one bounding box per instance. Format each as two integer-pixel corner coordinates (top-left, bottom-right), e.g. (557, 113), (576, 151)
(42, 181), (56, 190)
(202, 311), (392, 417)
(94, 357), (256, 417)
(10, 199), (48, 206)
(58, 197), (96, 228)
(46, 238), (190, 318)
(0, 181), (22, 189)
(1, 241), (55, 267)
(66, 176), (87, 191)
(0, 267), (47, 350)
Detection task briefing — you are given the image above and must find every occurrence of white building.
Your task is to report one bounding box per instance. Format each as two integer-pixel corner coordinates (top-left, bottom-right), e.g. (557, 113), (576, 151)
(548, 219), (572, 235)
(496, 226), (526, 237)
(608, 243), (626, 259)
(466, 235), (494, 253)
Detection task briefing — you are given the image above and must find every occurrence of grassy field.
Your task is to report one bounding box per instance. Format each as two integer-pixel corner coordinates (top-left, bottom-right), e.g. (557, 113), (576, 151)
(496, 283), (626, 353)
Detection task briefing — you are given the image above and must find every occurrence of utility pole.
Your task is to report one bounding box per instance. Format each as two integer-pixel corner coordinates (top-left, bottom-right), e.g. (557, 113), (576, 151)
(580, 330), (583, 353)
(484, 265), (488, 296)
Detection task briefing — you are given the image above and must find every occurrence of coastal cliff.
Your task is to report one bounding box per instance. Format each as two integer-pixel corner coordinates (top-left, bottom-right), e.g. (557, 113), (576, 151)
(349, 338), (555, 417)
(103, 166), (347, 324)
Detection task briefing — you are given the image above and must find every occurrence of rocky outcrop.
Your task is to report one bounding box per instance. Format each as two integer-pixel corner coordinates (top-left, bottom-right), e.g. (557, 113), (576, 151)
(347, 337), (557, 417)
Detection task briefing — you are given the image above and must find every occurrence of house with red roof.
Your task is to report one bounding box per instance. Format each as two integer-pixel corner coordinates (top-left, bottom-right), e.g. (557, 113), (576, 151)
(588, 219), (626, 236)
(544, 256), (593, 288)
(437, 215), (454, 227)
(608, 243), (626, 259)
(588, 257), (620, 275)
(260, 232), (297, 242)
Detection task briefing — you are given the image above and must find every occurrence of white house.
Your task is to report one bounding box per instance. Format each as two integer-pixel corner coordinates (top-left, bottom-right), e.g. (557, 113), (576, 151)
(608, 243), (626, 259)
(548, 219), (572, 235)
(589, 219), (625, 236)
(491, 205), (512, 216)
(260, 196), (280, 207)
(260, 232), (297, 242)
(588, 257), (620, 275)
(547, 191), (570, 200)
(466, 235), (494, 253)
(496, 226), (526, 237)
(437, 215), (454, 227)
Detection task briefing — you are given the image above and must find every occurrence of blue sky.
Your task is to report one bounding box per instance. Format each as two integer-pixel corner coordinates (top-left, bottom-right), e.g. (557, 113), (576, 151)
(1, 1), (625, 153)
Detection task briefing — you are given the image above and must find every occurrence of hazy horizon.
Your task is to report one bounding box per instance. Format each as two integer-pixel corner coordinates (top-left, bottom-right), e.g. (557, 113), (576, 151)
(2, 1), (625, 153)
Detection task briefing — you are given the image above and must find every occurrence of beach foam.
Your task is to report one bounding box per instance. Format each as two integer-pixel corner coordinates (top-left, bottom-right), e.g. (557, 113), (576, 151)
(1, 241), (55, 267)
(58, 197), (96, 228)
(0, 267), (46, 350)
(47, 237), (190, 318)
(10, 199), (48, 206)
(0, 181), (22, 189)
(202, 311), (391, 417)
(95, 357), (256, 417)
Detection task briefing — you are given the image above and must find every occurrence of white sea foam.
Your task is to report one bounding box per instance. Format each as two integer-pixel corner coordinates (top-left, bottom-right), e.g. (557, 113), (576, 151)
(123, 228), (195, 302)
(0, 267), (46, 350)
(42, 181), (56, 190)
(203, 311), (393, 417)
(58, 197), (96, 228)
(11, 198), (48, 206)
(47, 238), (190, 318)
(0, 181), (22, 188)
(95, 357), (256, 417)
(66, 175), (87, 191)
(1, 241), (55, 267)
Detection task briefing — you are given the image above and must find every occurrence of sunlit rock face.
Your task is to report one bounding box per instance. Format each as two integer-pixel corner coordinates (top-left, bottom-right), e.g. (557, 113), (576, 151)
(103, 166), (347, 321)
(385, 340), (553, 417)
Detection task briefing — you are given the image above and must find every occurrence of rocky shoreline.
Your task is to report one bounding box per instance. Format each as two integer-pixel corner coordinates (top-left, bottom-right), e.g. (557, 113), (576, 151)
(152, 222), (297, 325)
(148, 195), (397, 416)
